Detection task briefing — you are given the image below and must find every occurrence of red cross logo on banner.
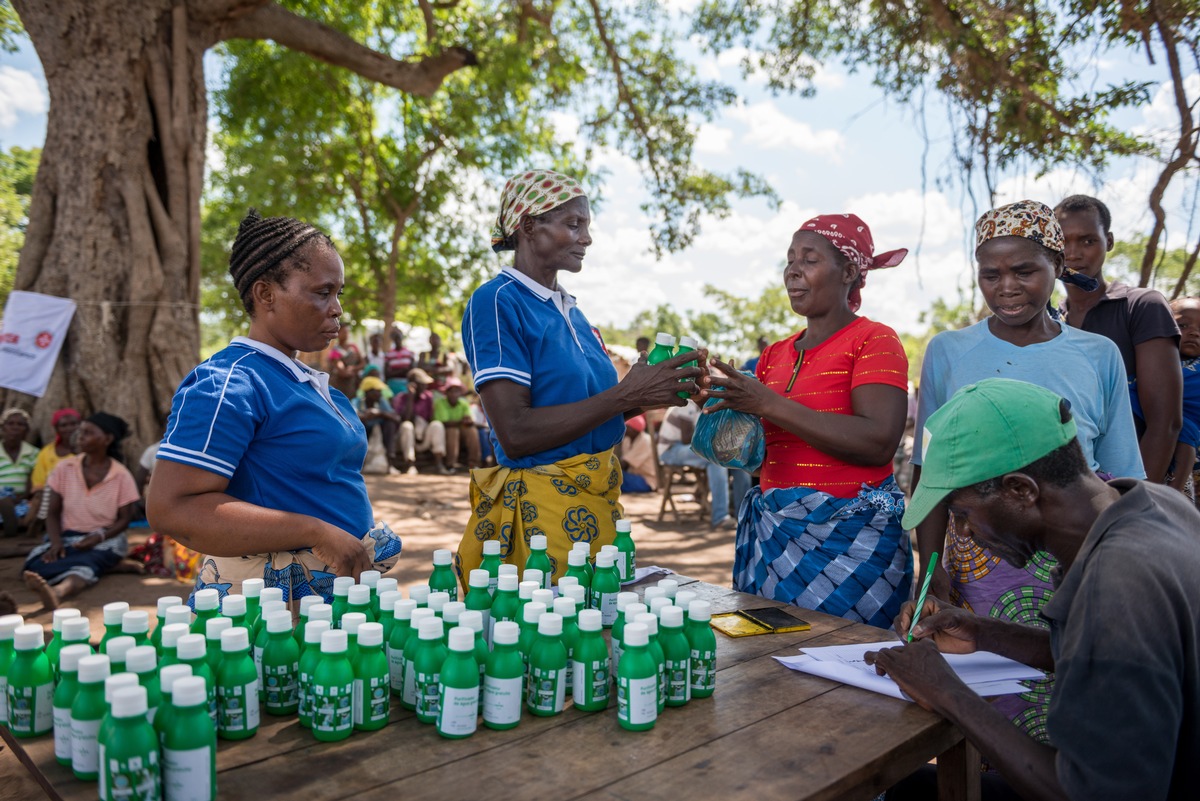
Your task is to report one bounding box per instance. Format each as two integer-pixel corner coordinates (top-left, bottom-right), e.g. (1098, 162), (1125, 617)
(35, 331), (54, 349)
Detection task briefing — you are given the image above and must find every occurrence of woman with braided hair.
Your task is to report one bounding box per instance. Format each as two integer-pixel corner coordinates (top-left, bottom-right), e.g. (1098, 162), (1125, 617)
(148, 210), (401, 605)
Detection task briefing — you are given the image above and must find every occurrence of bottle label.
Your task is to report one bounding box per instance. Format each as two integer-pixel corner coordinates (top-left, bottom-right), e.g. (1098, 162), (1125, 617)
(105, 750), (162, 801)
(7, 683), (53, 733)
(53, 706), (73, 759)
(164, 746), (213, 801)
(254, 645), (264, 686)
(0, 676), (7, 719)
(617, 552), (634, 582)
(71, 717), (102, 773)
(298, 670), (311, 719)
(437, 686), (478, 736)
(487, 576), (498, 594)
(264, 663), (298, 710)
(353, 676), (389, 724)
(388, 648), (405, 692)
(666, 658), (692, 703)
(618, 676), (657, 725)
(312, 682), (353, 732)
(612, 638), (624, 675)
(415, 671), (441, 719)
(572, 659), (609, 706)
(403, 660), (418, 706)
(526, 666), (565, 713)
(594, 592), (618, 626)
(218, 681), (260, 732)
(690, 649), (716, 691)
(482, 676), (522, 725)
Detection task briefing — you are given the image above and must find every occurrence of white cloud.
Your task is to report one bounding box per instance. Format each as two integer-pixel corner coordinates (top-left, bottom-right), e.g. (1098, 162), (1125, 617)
(727, 100), (844, 158)
(1136, 73), (1200, 149)
(0, 66), (47, 129)
(843, 189), (965, 249)
(694, 123), (733, 154)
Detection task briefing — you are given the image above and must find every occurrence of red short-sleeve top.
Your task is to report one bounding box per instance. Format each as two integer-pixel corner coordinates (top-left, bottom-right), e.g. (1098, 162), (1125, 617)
(755, 316), (909, 497)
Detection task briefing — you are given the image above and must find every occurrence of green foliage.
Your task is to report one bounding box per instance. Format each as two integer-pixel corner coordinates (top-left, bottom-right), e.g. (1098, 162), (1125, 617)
(1108, 237), (1200, 298)
(0, 145), (38, 307)
(900, 295), (987, 383)
(0, 1), (22, 52)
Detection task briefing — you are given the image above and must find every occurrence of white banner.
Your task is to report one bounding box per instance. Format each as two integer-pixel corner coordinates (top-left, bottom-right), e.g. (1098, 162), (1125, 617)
(0, 290), (77, 397)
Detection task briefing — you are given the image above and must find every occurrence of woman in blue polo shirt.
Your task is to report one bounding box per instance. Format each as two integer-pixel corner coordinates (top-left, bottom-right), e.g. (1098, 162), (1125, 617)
(147, 210), (401, 603)
(456, 170), (704, 581)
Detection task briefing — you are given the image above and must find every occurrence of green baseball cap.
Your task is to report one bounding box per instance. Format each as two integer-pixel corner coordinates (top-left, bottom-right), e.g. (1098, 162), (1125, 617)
(903, 379), (1077, 529)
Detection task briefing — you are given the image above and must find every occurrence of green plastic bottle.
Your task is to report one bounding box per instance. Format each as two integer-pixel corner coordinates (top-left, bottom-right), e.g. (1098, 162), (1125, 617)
(647, 332), (676, 365)
(571, 609), (610, 712)
(408, 583), (431, 609)
(524, 535), (553, 589)
(571, 542), (594, 588)
(162, 675), (217, 801)
(259, 586), (284, 607)
(346, 584), (375, 624)
(635, 613), (666, 714)
(203, 617), (232, 676)
(516, 580), (537, 624)
(297, 620), (331, 729)
(479, 540), (502, 594)
(0, 613), (23, 725)
(522, 569), (545, 593)
(103, 685), (162, 801)
(150, 596), (184, 653)
(56, 616), (93, 682)
(562, 584), (588, 611)
(610, 593), (642, 677)
(220, 593), (248, 631)
(253, 599), (287, 684)
(241, 578), (265, 634)
(331, 576), (355, 628)
(216, 627), (258, 740)
(358, 569), (382, 615)
(442, 602), (466, 643)
(412, 617), (448, 725)
(261, 611), (300, 716)
(564, 549), (592, 597)
(488, 574), (520, 643)
(99, 602), (129, 652)
(482, 621), (523, 730)
(105, 635), (136, 677)
(97, 672), (139, 799)
(497, 563), (519, 585)
(189, 590), (219, 636)
(69, 654), (109, 780)
(589, 551), (621, 627)
(552, 597), (579, 696)
(292, 595), (321, 650)
(674, 589), (697, 612)
(517, 601), (547, 691)
(436, 627), (479, 739)
(44, 608), (80, 679)
(175, 634), (216, 727)
(158, 623), (190, 670)
(125, 645), (161, 722)
(428, 549), (459, 602)
(387, 599), (417, 698)
(153, 664), (193, 746)
(306, 602), (333, 633)
(464, 569), (493, 646)
(457, 610), (489, 714)
(658, 578), (680, 600)
(52, 644), (91, 765)
(616, 623), (657, 732)
(376, 590), (402, 645)
(686, 600), (717, 698)
(526, 613), (567, 717)
(341, 612), (367, 664)
(374, 578), (398, 621)
(427, 591), (451, 620)
(400, 608), (436, 710)
(352, 622), (389, 732)
(675, 334), (699, 399)
(659, 605), (692, 707)
(612, 519), (636, 584)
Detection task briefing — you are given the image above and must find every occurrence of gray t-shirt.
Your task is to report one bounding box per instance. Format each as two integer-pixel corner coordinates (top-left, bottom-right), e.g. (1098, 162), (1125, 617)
(1043, 479), (1200, 800)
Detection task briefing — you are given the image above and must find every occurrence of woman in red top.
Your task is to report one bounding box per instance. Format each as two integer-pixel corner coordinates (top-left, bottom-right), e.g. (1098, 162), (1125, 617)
(705, 214), (912, 627)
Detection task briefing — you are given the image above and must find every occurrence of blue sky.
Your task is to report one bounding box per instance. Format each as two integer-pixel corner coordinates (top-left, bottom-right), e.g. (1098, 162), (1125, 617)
(2, 13), (1196, 340)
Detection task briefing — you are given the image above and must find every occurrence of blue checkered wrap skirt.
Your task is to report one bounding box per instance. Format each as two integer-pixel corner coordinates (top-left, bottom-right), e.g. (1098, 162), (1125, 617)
(733, 478), (913, 629)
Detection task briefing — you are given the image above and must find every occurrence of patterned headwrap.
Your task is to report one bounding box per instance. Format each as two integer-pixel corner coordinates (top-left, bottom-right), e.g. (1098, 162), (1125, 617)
(974, 200), (1099, 291)
(51, 407), (81, 445)
(491, 170), (587, 253)
(799, 214), (907, 313)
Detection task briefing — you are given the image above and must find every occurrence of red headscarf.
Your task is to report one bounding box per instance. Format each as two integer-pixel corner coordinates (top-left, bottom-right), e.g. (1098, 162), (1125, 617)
(51, 407), (81, 444)
(799, 214), (907, 312)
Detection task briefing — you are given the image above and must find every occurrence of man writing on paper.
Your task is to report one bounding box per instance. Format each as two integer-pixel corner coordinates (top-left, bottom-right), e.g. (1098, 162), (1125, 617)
(867, 378), (1200, 801)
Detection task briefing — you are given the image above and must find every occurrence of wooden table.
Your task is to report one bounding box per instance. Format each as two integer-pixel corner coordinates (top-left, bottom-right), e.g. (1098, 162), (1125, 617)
(4, 576), (979, 801)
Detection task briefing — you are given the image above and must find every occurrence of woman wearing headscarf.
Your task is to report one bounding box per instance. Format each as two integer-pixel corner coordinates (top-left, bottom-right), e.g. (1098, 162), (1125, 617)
(704, 214), (913, 628)
(28, 408), (82, 526)
(148, 210), (401, 604)
(457, 170), (704, 580)
(0, 408), (38, 538)
(22, 413), (139, 609)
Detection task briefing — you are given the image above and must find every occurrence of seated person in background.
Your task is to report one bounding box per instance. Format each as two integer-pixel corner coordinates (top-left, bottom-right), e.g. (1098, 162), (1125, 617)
(328, 325), (362, 399)
(658, 400), (751, 530)
(353, 376), (401, 467)
(22, 413), (140, 609)
(469, 394), (495, 466)
(384, 328), (416, 396)
(29, 408), (82, 528)
(0, 408), (38, 539)
(434, 378), (481, 471)
(365, 332), (387, 375)
(394, 368), (450, 475)
(418, 332), (452, 388)
(872, 378), (1200, 801)
(618, 415), (657, 493)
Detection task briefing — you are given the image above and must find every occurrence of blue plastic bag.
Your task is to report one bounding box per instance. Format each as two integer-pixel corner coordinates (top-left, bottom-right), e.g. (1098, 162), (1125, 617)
(690, 385), (765, 472)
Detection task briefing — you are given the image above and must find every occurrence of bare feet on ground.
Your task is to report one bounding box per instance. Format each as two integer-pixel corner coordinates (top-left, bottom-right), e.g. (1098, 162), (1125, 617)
(23, 571), (59, 611)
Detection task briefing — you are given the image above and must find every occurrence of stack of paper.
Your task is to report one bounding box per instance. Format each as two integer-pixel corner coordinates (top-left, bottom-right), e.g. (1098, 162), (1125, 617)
(774, 641), (1045, 701)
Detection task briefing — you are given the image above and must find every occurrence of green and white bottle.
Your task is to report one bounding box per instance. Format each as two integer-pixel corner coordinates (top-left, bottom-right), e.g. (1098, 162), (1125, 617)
(150, 597), (184, 654)
(436, 627), (479, 739)
(612, 519), (636, 584)
(175, 634), (216, 726)
(44, 608), (81, 680)
(261, 610), (300, 716)
(552, 597), (579, 695)
(659, 605), (691, 707)
(463, 569), (493, 646)
(311, 629), (354, 742)
(202, 617), (231, 677)
(346, 584), (375, 624)
(400, 608), (436, 710)
(241, 578), (265, 633)
(57, 617), (94, 680)
(589, 551), (621, 626)
(215, 627), (258, 740)
(158, 623), (190, 670)
(352, 622), (389, 732)
(686, 600), (717, 698)
(571, 609), (610, 712)
(162, 675), (217, 801)
(189, 591), (218, 636)
(6, 625), (52, 738)
(412, 617), (448, 725)
(297, 619), (331, 729)
(526, 613), (567, 717)
(616, 623), (657, 732)
(220, 593), (248, 631)
(387, 599), (417, 698)
(634, 612), (666, 714)
(100, 602), (130, 651)
(69, 653), (109, 780)
(52, 644), (92, 765)
(524, 534), (553, 589)
(125, 645), (161, 722)
(153, 664), (193, 746)
(482, 621), (523, 730)
(103, 685), (161, 801)
(429, 549), (459, 602)
(331, 576), (355, 628)
(479, 540), (502, 594)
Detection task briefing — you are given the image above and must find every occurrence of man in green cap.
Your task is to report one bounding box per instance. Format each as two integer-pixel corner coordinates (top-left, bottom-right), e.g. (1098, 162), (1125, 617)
(869, 378), (1200, 801)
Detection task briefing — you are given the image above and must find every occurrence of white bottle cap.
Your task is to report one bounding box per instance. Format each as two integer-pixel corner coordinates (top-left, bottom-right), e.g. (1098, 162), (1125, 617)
(498, 564), (518, 578)
(298, 595), (321, 616)
(674, 590), (697, 610)
(563, 585), (587, 606)
(517, 581), (538, 600)
(304, 620), (331, 645)
(571, 541), (591, 554)
(220, 626), (250, 653)
(596, 551), (616, 568)
(600, 544), (618, 556)
(333, 576), (355, 596)
(615, 591), (640, 612)
(0, 614), (24, 639)
(523, 569), (544, 587)
(191, 591), (217, 612)
(468, 569), (490, 589)
(529, 534), (548, 551)
(567, 549), (587, 567)
(171, 676), (207, 708)
(443, 602), (465, 624)
(688, 600), (712, 622)
(522, 602), (547, 625)
(77, 654), (111, 683)
(59, 644), (93, 674)
(308, 604), (333, 623)
(377, 591), (401, 614)
(531, 589), (554, 608)
(359, 570), (381, 588)
(577, 609), (602, 632)
(649, 597), (672, 618)
(625, 603), (648, 622)
(409, 609), (435, 631)
(13, 624), (44, 651)
(259, 601), (287, 619)
(104, 601), (132, 623)
(348, 585), (371, 606)
(125, 646), (157, 675)
(553, 597), (577, 618)
(408, 584), (431, 603)
(161, 624), (190, 650)
(417, 617), (444, 641)
(660, 606), (685, 628)
(537, 612), (563, 637)
(176, 634), (206, 661)
(376, 578), (398, 596)
(448, 627), (475, 652)
(341, 613), (367, 635)
(221, 594), (246, 618)
(260, 587), (284, 604)
(392, 599), (417, 621)
(615, 518), (632, 533)
(105, 636), (136, 663)
(242, 578), (265, 599)
(427, 591), (450, 613)
(654, 332), (676, 347)
(205, 617), (232, 641)
(158, 664), (193, 697)
(121, 610), (150, 635)
(320, 629), (349, 655)
(643, 587), (666, 602)
(657, 579), (679, 599)
(497, 575), (519, 592)
(357, 622), (384, 648)
(558, 576), (579, 590)
(112, 685), (148, 719)
(165, 606), (193, 627)
(62, 617), (91, 643)
(459, 610), (484, 633)
(482, 540), (501, 556)
(635, 613), (659, 637)
(104, 673), (139, 703)
(492, 620), (519, 645)
(432, 549), (452, 566)
(52, 608), (81, 631)
(155, 596), (184, 617)
(624, 622), (649, 647)
(678, 335), (699, 349)
(265, 611), (293, 634)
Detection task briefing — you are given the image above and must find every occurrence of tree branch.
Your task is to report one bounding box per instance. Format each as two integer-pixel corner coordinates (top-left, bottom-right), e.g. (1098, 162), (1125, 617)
(214, 2), (476, 96)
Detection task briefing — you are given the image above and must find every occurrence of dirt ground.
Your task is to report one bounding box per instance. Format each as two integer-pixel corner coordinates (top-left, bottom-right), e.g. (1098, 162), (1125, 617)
(1, 471), (730, 796)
